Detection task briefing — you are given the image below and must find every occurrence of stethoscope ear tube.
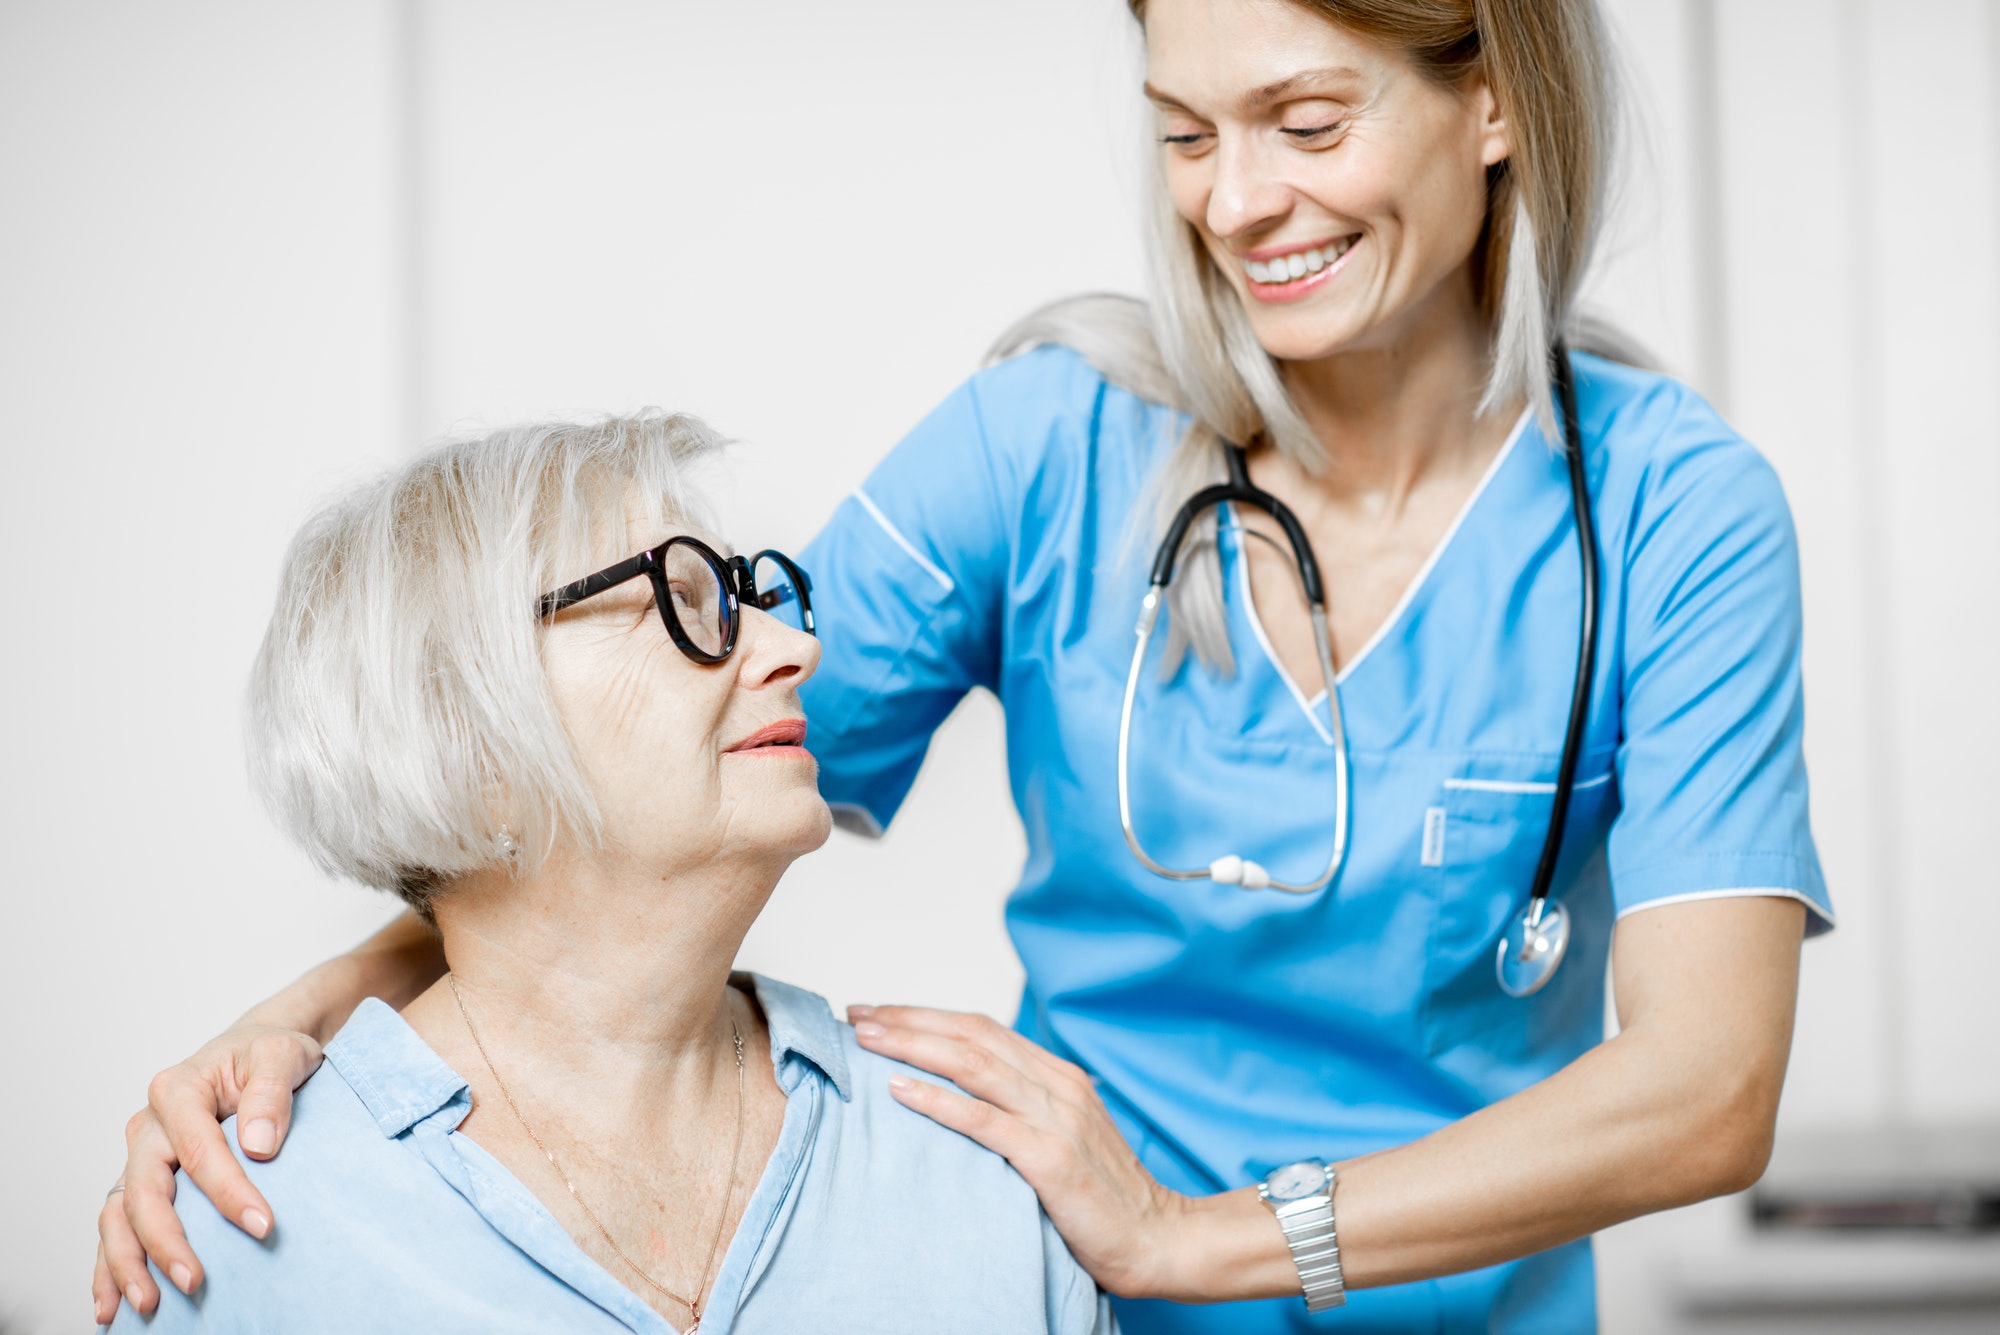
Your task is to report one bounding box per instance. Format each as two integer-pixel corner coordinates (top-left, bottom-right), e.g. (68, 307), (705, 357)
(1498, 341), (1602, 998)
(1148, 479), (1327, 606)
(1527, 341), (1601, 913)
(1119, 448), (1347, 895)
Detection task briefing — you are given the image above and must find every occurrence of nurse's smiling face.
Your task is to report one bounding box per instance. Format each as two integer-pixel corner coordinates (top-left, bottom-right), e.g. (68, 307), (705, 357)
(1141, 0), (1511, 363)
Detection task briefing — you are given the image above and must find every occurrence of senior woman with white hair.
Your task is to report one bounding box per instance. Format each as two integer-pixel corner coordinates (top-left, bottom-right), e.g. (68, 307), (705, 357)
(105, 412), (1110, 1335)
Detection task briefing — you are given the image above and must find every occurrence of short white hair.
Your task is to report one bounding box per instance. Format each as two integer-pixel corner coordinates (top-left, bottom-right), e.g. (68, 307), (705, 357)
(247, 411), (725, 919)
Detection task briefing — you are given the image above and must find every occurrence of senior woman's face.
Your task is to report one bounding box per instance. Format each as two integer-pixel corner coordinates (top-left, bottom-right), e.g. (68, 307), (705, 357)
(541, 522), (831, 876)
(1143, 0), (1509, 363)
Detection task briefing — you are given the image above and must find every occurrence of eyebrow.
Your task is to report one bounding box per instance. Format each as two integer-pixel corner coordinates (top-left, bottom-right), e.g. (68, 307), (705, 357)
(1144, 65), (1366, 115)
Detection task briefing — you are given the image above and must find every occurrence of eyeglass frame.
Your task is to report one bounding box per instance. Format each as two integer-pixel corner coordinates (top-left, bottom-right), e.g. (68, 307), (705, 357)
(535, 534), (816, 665)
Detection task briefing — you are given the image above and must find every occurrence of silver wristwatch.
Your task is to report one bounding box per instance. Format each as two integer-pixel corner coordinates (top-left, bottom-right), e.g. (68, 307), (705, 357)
(1259, 1159), (1345, 1313)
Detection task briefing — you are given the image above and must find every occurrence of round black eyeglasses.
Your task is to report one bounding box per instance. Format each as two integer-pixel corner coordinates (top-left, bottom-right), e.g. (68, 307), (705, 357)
(536, 535), (815, 665)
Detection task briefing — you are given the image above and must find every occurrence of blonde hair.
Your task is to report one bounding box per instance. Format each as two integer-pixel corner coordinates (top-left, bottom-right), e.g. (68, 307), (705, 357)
(247, 412), (724, 919)
(992, 0), (1617, 674)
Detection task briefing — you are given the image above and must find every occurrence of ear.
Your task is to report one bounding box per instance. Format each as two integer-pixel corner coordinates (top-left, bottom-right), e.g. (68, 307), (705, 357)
(1467, 69), (1512, 168)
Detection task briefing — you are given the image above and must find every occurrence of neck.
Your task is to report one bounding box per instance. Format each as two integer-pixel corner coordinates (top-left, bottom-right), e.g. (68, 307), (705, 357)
(421, 847), (782, 1098)
(1279, 264), (1519, 504)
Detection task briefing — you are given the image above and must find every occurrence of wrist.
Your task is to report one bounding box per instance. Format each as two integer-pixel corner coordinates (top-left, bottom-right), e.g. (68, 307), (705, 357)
(1136, 1187), (1299, 1305)
(236, 955), (356, 1046)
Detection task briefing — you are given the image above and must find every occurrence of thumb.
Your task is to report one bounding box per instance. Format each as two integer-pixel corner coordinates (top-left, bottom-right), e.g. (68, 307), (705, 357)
(234, 1031), (323, 1160)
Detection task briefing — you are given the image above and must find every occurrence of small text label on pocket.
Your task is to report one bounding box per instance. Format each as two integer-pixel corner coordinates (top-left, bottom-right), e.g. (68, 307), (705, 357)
(1422, 807), (1447, 867)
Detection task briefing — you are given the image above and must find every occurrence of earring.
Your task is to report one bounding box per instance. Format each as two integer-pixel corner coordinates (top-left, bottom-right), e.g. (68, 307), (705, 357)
(495, 825), (519, 860)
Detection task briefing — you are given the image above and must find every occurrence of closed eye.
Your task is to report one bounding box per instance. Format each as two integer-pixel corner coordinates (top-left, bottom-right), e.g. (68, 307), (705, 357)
(1281, 123), (1343, 140)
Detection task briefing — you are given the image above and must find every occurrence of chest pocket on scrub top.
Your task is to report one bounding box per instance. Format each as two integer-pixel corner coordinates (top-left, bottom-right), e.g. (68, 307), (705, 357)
(1420, 757), (1617, 1062)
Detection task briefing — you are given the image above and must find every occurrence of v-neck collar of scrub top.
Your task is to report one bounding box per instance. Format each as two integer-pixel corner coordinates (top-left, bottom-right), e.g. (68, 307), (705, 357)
(1217, 407), (1535, 732)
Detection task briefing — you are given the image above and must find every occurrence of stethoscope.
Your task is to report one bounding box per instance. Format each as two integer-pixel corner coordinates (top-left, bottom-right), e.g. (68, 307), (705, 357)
(1117, 342), (1600, 998)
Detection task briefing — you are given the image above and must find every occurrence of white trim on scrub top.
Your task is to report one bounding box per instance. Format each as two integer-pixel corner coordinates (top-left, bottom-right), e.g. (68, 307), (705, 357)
(853, 487), (956, 594)
(1613, 885), (1837, 927)
(1228, 408), (1533, 729)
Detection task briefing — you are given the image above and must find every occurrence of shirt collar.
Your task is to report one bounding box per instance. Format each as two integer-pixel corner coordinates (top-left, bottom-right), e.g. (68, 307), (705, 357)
(739, 971), (853, 1102)
(325, 977), (855, 1143)
(324, 997), (472, 1138)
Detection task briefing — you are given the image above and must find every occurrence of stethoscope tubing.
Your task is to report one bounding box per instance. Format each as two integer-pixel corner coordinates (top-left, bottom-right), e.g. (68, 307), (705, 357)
(1118, 465), (1350, 894)
(1526, 342), (1601, 922)
(1117, 342), (1598, 941)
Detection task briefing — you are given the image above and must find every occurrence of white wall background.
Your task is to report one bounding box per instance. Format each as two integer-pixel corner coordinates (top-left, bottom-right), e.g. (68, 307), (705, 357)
(2, 2), (1996, 1332)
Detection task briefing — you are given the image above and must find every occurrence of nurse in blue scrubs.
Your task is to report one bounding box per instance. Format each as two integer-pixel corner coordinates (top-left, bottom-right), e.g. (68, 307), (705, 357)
(100, 1), (1830, 1331)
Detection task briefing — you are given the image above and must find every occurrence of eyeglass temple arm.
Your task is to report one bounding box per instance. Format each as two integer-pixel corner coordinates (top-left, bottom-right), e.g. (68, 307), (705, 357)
(752, 549), (812, 594)
(535, 551), (654, 619)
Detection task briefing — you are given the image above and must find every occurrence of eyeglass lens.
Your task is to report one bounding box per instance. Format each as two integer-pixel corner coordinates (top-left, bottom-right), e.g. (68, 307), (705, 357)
(751, 554), (807, 632)
(657, 541), (731, 656)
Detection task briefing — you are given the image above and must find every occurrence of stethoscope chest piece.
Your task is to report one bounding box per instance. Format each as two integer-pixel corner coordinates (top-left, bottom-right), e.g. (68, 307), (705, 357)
(1495, 899), (1571, 998)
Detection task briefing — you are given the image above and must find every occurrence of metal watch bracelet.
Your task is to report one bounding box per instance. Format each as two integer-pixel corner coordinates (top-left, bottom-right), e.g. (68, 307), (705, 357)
(1259, 1162), (1346, 1313)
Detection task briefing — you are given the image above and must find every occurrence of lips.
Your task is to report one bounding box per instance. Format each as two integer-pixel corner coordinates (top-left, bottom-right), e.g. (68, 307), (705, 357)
(727, 718), (808, 753)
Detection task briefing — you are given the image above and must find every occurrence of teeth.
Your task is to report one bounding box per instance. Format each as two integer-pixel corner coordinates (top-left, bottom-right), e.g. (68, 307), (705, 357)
(1244, 237), (1354, 286)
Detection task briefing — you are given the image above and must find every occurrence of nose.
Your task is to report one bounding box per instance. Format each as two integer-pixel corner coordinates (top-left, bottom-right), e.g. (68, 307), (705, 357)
(1204, 133), (1294, 242)
(734, 604), (821, 690)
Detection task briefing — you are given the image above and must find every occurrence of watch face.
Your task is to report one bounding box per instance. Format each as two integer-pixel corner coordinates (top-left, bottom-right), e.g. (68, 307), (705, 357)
(1267, 1161), (1327, 1202)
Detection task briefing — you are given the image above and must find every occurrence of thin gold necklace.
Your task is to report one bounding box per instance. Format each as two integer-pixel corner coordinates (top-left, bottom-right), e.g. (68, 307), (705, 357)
(448, 974), (746, 1332)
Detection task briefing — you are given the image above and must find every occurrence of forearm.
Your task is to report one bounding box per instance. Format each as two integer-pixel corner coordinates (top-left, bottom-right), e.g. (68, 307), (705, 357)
(1156, 899), (1803, 1304)
(236, 909), (445, 1044)
(1163, 1026), (1773, 1301)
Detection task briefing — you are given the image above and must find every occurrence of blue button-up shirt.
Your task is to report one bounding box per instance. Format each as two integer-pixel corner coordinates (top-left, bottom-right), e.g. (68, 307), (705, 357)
(112, 974), (1113, 1334)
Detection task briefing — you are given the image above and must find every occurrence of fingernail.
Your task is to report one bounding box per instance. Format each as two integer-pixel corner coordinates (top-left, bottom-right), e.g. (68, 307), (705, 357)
(888, 1074), (914, 1092)
(169, 1262), (194, 1294)
(124, 1282), (144, 1310)
(848, 1005), (875, 1019)
(853, 1021), (885, 1039)
(242, 1207), (271, 1239)
(240, 1118), (277, 1156)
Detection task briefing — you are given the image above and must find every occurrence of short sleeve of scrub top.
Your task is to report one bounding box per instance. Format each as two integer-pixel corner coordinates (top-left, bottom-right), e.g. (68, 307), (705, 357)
(1599, 389), (1831, 928)
(799, 345), (1832, 1335)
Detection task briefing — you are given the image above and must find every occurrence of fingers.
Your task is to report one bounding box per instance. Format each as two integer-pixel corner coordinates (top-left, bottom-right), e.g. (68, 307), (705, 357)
(854, 1020), (1041, 1110)
(97, 1186), (159, 1319)
(885, 1075), (1025, 1160)
(850, 1006), (1094, 1110)
(150, 1074), (274, 1242)
(118, 1112), (214, 1299)
(234, 1030), (320, 1160)
(92, 1240), (118, 1326)
(93, 1236), (127, 1325)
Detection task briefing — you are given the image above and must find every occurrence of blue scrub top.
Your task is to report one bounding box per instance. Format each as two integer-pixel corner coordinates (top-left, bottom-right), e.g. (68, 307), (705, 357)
(799, 346), (1833, 1334)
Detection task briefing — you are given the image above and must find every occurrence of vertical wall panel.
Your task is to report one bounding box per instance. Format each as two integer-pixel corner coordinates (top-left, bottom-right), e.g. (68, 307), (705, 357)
(1862, 0), (2000, 1119)
(0, 4), (406, 1331)
(1712, 0), (1892, 1124)
(1588, 0), (1707, 383)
